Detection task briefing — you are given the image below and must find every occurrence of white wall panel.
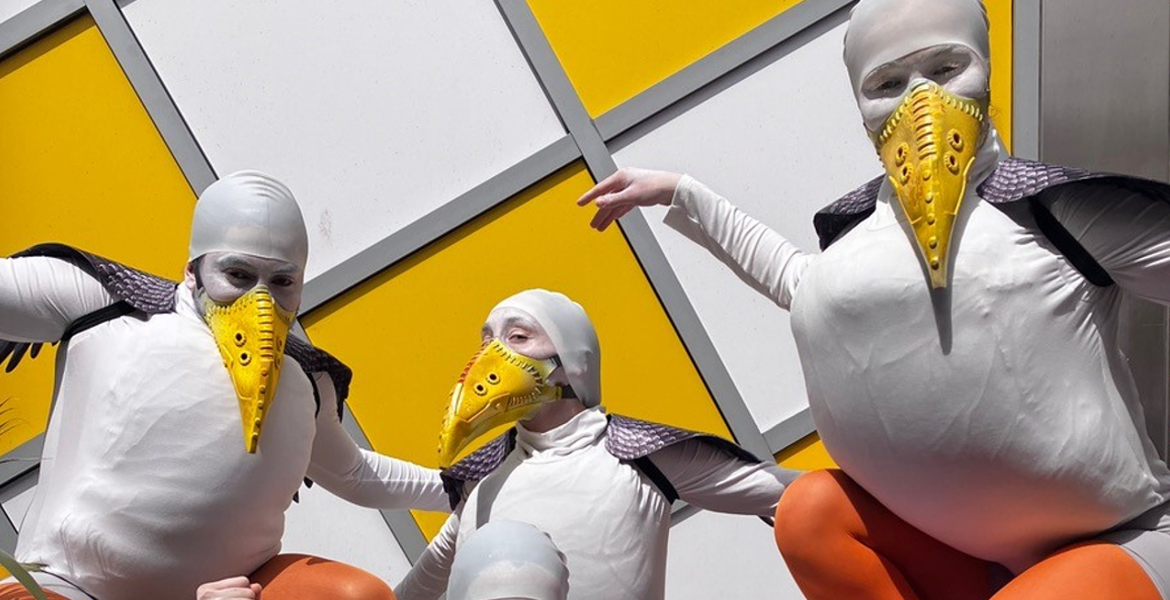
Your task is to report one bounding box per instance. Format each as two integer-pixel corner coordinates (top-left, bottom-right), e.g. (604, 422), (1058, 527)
(0, 0), (40, 26)
(613, 23), (877, 433)
(281, 487), (413, 585)
(122, 0), (565, 279)
(667, 510), (803, 599)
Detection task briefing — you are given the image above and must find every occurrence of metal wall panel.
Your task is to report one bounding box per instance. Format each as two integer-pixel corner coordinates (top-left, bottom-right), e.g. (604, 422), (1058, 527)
(1040, 0), (1170, 456)
(121, 0), (565, 280)
(612, 21), (875, 433)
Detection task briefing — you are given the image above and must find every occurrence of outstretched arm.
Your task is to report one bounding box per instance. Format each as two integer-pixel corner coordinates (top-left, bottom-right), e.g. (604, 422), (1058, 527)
(306, 372), (450, 512)
(651, 438), (800, 518)
(578, 168), (814, 310)
(395, 511), (461, 600)
(0, 255), (117, 343)
(1043, 182), (1170, 305)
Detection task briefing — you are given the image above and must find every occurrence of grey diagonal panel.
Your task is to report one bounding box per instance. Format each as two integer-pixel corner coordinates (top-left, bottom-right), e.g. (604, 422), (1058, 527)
(763, 408), (816, 456)
(1012, 0), (1041, 160)
(494, 0), (772, 462)
(596, 0), (856, 143)
(338, 407), (431, 566)
(0, 0), (83, 59)
(0, 437), (42, 490)
(301, 135), (580, 314)
(84, 0), (216, 194)
(0, 507), (16, 554)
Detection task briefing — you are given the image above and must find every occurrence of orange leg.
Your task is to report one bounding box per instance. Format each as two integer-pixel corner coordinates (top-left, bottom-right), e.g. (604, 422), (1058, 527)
(774, 469), (992, 600)
(0, 585), (72, 600)
(992, 542), (1160, 600)
(250, 554), (396, 600)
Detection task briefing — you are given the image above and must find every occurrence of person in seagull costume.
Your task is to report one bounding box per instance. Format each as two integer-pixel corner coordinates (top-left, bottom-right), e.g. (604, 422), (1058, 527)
(394, 289), (798, 600)
(578, 0), (1170, 597)
(0, 171), (450, 600)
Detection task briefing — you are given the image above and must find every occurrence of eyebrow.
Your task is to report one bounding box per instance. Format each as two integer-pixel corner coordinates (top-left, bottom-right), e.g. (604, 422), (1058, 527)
(214, 255), (300, 276)
(483, 315), (538, 337)
(868, 45), (966, 81)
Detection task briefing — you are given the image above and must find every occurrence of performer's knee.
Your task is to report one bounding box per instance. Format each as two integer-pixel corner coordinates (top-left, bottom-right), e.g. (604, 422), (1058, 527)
(328, 567), (396, 600)
(775, 469), (853, 562)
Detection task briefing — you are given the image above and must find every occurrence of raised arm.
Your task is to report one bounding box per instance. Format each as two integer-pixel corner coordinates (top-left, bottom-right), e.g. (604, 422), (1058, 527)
(578, 168), (814, 310)
(0, 255), (117, 343)
(394, 511), (461, 600)
(306, 372), (450, 512)
(1042, 181), (1170, 305)
(650, 438), (800, 518)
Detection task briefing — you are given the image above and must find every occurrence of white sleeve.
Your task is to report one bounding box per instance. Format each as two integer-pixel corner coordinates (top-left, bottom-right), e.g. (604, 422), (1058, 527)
(1044, 182), (1170, 305)
(306, 372), (450, 512)
(0, 256), (118, 342)
(651, 438), (800, 517)
(394, 511), (460, 600)
(662, 175), (815, 311)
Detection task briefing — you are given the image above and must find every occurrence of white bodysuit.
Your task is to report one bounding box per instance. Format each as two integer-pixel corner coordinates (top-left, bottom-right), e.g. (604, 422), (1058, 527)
(396, 407), (795, 600)
(664, 129), (1170, 588)
(0, 255), (450, 600)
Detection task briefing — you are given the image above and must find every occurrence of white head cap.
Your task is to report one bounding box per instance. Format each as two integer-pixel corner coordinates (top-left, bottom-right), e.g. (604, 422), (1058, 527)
(448, 520), (569, 600)
(493, 289), (601, 408)
(843, 0), (989, 96)
(188, 170), (308, 269)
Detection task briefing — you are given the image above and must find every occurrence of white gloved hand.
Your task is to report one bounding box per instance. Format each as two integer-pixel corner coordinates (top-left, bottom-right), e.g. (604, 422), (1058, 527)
(195, 576), (262, 600)
(576, 167), (682, 231)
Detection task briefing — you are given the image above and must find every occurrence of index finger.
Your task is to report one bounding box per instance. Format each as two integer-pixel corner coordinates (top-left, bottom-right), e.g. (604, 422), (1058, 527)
(576, 171), (626, 206)
(200, 576), (253, 591)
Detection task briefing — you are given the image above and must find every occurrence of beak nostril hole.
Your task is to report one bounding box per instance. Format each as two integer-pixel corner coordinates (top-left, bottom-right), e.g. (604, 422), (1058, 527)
(487, 373), (500, 384)
(474, 384), (487, 396)
(240, 352), (251, 365)
(234, 332), (246, 346)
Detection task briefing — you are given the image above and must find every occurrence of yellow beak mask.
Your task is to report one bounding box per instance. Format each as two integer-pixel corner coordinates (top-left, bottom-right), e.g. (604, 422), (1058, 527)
(438, 339), (566, 468)
(872, 81), (985, 289)
(201, 285), (295, 453)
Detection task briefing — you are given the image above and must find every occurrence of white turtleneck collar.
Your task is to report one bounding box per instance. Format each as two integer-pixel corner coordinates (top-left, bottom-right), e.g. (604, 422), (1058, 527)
(515, 407), (608, 461)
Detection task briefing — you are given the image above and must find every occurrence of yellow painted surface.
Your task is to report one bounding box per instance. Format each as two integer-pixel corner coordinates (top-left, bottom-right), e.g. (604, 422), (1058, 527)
(0, 16), (196, 456)
(986, 0), (1013, 151)
(303, 164), (730, 538)
(775, 433), (837, 472)
(528, 0), (804, 117)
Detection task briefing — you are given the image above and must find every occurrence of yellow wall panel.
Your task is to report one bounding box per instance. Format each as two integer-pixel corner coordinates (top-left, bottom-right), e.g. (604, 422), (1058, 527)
(775, 433), (837, 472)
(987, 0), (1013, 151)
(303, 164), (731, 538)
(0, 16), (196, 455)
(528, 0), (803, 117)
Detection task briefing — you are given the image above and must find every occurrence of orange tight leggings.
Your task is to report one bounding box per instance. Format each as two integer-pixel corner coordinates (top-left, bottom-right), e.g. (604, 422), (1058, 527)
(775, 470), (1160, 600)
(0, 553), (395, 600)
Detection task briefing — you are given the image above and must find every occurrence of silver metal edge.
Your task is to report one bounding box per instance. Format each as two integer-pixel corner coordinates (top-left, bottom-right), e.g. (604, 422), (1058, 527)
(494, 0), (774, 462)
(762, 408), (816, 456)
(0, 0), (83, 60)
(1012, 0), (1041, 159)
(84, 0), (217, 194)
(0, 437), (42, 490)
(300, 135), (580, 314)
(0, 506), (17, 554)
(595, 0), (856, 143)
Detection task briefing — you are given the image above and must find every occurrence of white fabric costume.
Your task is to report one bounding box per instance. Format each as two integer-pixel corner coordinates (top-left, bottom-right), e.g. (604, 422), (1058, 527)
(661, 0), (1170, 587)
(396, 290), (797, 600)
(447, 520), (569, 600)
(0, 172), (449, 600)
